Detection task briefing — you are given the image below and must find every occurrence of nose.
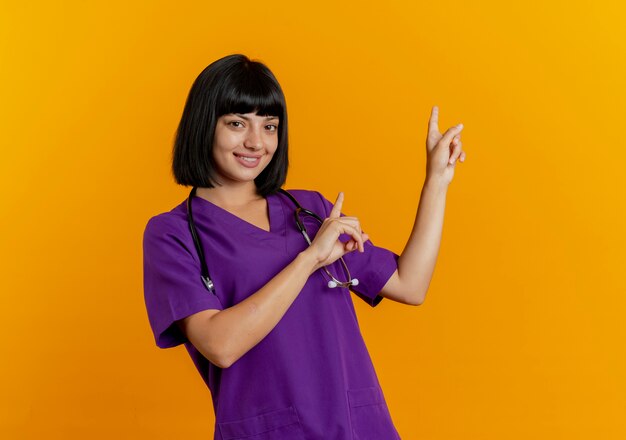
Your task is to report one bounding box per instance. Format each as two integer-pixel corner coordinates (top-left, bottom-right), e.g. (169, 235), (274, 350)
(243, 125), (263, 150)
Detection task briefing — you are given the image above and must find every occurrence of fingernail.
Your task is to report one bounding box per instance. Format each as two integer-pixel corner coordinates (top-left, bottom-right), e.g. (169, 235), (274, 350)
(457, 123), (463, 128)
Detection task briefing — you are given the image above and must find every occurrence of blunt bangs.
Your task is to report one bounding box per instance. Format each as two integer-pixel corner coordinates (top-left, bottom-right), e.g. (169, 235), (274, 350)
(217, 69), (284, 120)
(172, 54), (289, 197)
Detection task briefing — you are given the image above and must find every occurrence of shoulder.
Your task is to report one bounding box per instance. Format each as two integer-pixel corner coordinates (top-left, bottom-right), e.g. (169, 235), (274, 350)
(143, 201), (188, 242)
(142, 203), (200, 262)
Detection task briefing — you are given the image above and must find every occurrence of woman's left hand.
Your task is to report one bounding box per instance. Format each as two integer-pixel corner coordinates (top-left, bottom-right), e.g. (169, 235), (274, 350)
(425, 105), (466, 187)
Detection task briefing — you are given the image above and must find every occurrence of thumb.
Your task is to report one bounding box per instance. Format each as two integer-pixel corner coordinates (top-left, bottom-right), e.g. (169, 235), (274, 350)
(440, 123), (464, 147)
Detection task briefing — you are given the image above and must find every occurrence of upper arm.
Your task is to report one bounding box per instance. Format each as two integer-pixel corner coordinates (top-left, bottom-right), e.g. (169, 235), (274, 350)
(176, 309), (226, 367)
(143, 215), (225, 349)
(379, 268), (421, 306)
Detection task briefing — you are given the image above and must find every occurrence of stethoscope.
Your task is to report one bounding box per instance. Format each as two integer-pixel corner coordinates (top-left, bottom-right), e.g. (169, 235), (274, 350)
(186, 186), (359, 294)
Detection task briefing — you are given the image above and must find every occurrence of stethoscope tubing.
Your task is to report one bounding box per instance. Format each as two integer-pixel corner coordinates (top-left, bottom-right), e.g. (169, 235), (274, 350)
(186, 187), (357, 294)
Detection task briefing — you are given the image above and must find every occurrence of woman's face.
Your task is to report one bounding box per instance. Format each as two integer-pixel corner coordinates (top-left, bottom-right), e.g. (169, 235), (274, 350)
(211, 112), (280, 186)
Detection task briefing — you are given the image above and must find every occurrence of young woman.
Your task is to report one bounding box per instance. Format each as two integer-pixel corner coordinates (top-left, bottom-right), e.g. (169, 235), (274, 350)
(143, 53), (465, 439)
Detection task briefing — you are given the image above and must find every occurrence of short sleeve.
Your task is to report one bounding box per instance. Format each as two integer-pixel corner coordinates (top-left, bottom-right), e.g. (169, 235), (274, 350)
(314, 191), (400, 307)
(142, 215), (224, 348)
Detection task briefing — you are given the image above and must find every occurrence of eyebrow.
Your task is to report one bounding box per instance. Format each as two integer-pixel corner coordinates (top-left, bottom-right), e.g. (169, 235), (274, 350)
(233, 113), (279, 121)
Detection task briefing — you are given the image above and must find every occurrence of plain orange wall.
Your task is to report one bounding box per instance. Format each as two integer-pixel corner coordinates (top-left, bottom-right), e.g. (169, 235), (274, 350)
(1, 1), (625, 439)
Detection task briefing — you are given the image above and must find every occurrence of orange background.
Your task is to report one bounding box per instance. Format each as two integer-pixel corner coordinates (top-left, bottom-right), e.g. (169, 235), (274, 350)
(1, 1), (625, 438)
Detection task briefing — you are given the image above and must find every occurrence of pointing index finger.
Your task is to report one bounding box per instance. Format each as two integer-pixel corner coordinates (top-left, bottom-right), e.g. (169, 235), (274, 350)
(330, 192), (344, 218)
(428, 105), (440, 134)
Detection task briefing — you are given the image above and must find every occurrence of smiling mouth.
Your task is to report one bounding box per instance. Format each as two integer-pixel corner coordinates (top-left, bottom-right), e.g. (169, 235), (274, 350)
(233, 153), (262, 165)
(234, 153), (262, 163)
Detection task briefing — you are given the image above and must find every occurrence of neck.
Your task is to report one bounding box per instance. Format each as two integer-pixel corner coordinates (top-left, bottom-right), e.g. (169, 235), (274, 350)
(196, 182), (262, 207)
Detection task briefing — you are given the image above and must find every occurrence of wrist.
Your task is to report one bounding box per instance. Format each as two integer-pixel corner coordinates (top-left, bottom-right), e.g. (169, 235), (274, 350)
(298, 249), (320, 275)
(424, 175), (449, 194)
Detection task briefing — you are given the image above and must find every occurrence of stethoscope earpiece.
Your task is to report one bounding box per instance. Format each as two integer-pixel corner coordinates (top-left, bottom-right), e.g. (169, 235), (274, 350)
(328, 278), (358, 289)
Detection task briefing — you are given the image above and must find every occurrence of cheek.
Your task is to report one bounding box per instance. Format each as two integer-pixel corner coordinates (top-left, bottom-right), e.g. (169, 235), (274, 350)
(268, 138), (280, 154)
(213, 142), (240, 163)
(211, 142), (235, 168)
(216, 132), (240, 149)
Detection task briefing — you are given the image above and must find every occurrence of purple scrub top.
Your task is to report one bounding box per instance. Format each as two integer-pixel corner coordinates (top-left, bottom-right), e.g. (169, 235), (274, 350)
(143, 188), (401, 439)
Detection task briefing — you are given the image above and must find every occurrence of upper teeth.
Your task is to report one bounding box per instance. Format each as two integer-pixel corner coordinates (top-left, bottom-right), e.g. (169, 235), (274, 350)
(238, 155), (258, 161)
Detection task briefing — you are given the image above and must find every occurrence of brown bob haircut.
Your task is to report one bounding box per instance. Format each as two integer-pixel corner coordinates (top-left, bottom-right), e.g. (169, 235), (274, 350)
(171, 54), (289, 197)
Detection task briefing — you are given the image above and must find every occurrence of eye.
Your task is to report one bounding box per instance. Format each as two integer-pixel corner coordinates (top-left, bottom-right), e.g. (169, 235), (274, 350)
(266, 124), (278, 132)
(229, 121), (244, 128)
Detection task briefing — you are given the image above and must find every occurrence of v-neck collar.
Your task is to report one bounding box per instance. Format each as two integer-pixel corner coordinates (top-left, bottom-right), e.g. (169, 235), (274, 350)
(189, 191), (286, 238)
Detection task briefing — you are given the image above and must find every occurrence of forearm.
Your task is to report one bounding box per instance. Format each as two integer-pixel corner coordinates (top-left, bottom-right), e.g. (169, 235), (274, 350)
(398, 177), (448, 304)
(208, 250), (319, 368)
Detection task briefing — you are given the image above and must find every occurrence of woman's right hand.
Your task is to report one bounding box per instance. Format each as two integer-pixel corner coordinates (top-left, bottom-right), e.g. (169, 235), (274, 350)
(304, 192), (369, 272)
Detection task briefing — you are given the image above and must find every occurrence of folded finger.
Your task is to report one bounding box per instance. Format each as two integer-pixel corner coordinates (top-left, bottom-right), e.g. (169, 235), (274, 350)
(449, 141), (463, 164)
(336, 222), (365, 253)
(333, 219), (364, 251)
